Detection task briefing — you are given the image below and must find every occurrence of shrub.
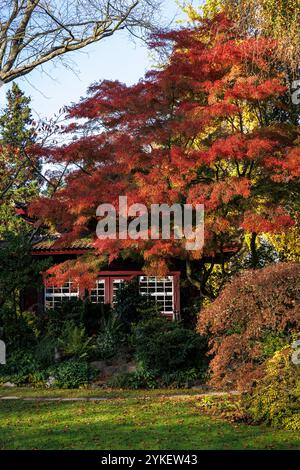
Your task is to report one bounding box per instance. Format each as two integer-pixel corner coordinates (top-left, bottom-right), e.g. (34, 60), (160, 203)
(108, 368), (157, 389)
(134, 317), (207, 375)
(48, 360), (97, 389)
(243, 346), (300, 430)
(197, 395), (246, 423)
(160, 368), (201, 388)
(28, 369), (51, 387)
(0, 306), (37, 350)
(0, 349), (40, 385)
(34, 335), (58, 367)
(113, 280), (160, 331)
(198, 262), (300, 389)
(58, 321), (94, 360)
(109, 367), (206, 389)
(95, 313), (122, 360)
(46, 298), (110, 336)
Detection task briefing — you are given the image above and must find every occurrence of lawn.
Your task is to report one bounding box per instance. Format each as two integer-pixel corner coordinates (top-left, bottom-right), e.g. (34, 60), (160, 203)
(0, 389), (299, 450)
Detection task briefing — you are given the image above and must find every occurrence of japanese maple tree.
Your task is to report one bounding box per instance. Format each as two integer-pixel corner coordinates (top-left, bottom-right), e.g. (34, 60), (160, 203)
(30, 13), (300, 293)
(197, 261), (300, 390)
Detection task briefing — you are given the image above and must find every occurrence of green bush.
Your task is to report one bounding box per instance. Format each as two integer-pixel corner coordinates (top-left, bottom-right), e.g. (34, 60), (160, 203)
(34, 335), (58, 367)
(160, 368), (205, 388)
(48, 360), (97, 389)
(58, 321), (94, 360)
(95, 313), (122, 360)
(0, 307), (37, 350)
(261, 330), (286, 359)
(43, 298), (110, 336)
(244, 346), (300, 430)
(0, 350), (98, 389)
(28, 369), (51, 387)
(133, 317), (207, 375)
(0, 349), (40, 385)
(59, 298), (109, 335)
(109, 367), (207, 390)
(108, 368), (157, 389)
(113, 280), (160, 332)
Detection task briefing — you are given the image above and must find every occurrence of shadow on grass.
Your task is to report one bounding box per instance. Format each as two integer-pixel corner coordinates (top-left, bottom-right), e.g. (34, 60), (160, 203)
(0, 399), (299, 450)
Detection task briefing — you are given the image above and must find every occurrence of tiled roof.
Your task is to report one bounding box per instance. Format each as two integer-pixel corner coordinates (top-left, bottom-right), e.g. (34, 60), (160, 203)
(31, 235), (94, 252)
(31, 234), (241, 256)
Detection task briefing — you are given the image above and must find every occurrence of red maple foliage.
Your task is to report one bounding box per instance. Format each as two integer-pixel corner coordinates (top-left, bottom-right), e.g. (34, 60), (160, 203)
(197, 262), (300, 390)
(29, 13), (299, 286)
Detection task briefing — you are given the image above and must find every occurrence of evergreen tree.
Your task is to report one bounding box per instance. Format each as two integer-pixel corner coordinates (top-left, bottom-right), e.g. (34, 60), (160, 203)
(0, 83), (41, 234)
(0, 83), (34, 148)
(0, 85), (46, 315)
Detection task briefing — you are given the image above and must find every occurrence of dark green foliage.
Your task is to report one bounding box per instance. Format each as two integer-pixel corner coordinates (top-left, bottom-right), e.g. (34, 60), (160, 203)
(109, 367), (208, 389)
(95, 313), (123, 360)
(0, 233), (51, 355)
(0, 346), (97, 389)
(0, 83), (34, 147)
(0, 307), (37, 350)
(0, 350), (97, 388)
(113, 279), (160, 332)
(160, 368), (207, 388)
(133, 317), (207, 375)
(34, 335), (58, 368)
(108, 368), (157, 390)
(261, 330), (286, 360)
(0, 350), (40, 385)
(0, 233), (50, 313)
(1, 284), (208, 389)
(0, 83), (40, 217)
(58, 321), (94, 360)
(50, 298), (110, 336)
(47, 360), (97, 389)
(180, 296), (202, 328)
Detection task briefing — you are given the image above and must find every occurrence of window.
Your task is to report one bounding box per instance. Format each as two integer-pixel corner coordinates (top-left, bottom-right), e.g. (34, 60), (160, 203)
(44, 280), (79, 310)
(90, 279), (105, 304)
(44, 274), (178, 318)
(112, 279), (125, 304)
(139, 275), (174, 317)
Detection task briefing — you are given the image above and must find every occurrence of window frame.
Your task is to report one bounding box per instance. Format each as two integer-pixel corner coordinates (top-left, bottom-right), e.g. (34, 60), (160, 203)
(44, 271), (180, 319)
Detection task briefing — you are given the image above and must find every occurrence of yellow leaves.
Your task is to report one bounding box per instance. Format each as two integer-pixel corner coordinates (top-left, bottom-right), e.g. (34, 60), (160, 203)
(223, 0), (300, 70)
(201, 0), (224, 19)
(181, 4), (202, 22)
(267, 225), (300, 262)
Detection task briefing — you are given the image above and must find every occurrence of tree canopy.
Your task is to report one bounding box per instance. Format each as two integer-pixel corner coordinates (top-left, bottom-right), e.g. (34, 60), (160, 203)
(0, 83), (41, 235)
(29, 13), (300, 292)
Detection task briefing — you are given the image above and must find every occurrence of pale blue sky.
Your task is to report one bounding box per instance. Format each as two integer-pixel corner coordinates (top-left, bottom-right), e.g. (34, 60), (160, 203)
(0, 1), (200, 121)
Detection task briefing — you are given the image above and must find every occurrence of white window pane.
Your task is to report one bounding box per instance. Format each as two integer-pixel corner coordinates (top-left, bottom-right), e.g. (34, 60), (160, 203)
(139, 276), (174, 317)
(90, 279), (105, 304)
(44, 281), (79, 309)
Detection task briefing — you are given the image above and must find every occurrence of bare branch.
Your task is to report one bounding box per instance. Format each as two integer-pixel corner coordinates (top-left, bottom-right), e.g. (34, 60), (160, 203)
(0, 0), (162, 83)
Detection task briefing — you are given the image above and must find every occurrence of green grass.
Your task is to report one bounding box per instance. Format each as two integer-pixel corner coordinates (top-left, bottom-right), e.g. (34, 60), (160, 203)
(0, 389), (299, 450)
(0, 386), (203, 399)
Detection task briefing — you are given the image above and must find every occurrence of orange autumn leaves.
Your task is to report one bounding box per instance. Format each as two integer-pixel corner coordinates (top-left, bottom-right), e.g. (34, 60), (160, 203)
(30, 13), (299, 282)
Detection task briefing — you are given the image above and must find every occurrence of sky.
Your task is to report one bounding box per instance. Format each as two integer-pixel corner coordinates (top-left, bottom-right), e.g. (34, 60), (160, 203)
(0, 0), (199, 122)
